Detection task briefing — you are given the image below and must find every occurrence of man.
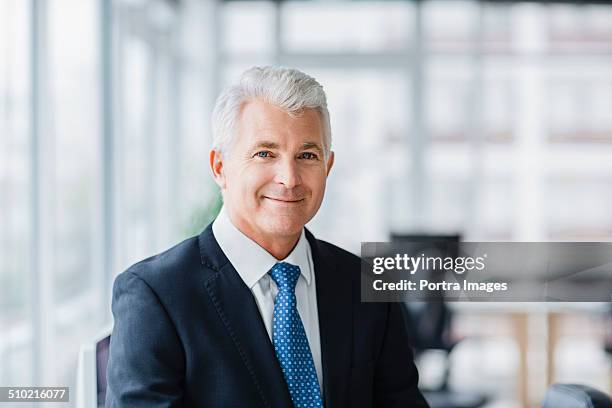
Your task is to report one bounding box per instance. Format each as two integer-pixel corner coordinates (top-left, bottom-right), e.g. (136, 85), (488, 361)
(106, 66), (429, 407)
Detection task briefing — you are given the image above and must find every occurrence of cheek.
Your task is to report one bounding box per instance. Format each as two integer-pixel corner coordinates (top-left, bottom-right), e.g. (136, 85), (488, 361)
(308, 169), (328, 192)
(239, 167), (273, 196)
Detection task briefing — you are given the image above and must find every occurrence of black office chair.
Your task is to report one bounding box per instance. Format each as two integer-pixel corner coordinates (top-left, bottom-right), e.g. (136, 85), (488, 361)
(96, 335), (110, 406)
(392, 234), (487, 408)
(76, 329), (111, 408)
(542, 384), (612, 408)
(402, 301), (487, 408)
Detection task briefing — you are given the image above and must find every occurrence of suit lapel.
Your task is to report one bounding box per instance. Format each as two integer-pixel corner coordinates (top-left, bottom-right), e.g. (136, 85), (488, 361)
(198, 224), (354, 408)
(198, 226), (293, 408)
(307, 230), (353, 408)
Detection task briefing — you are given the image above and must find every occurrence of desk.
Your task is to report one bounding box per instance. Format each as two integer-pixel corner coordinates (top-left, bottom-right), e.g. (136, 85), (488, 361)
(452, 302), (609, 408)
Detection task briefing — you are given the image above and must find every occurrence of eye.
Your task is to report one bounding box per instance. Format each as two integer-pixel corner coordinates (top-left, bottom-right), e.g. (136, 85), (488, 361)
(254, 151), (272, 158)
(299, 152), (318, 160)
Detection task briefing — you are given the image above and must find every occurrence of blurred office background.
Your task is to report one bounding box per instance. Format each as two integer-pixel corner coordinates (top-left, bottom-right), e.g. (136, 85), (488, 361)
(1, 0), (612, 407)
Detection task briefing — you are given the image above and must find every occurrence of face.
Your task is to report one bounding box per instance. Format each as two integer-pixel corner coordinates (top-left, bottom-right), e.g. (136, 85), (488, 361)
(210, 99), (334, 245)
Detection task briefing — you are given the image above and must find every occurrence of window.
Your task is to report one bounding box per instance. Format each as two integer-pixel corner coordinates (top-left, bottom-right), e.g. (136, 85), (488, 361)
(0, 0), (32, 387)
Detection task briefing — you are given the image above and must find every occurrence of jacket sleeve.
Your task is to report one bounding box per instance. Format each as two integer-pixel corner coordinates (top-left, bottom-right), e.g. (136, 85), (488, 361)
(105, 270), (185, 408)
(373, 302), (430, 408)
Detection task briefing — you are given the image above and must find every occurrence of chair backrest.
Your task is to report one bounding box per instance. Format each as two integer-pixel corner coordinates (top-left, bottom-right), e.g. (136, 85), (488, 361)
(96, 335), (110, 406)
(390, 234), (460, 352)
(542, 384), (612, 408)
(76, 327), (112, 408)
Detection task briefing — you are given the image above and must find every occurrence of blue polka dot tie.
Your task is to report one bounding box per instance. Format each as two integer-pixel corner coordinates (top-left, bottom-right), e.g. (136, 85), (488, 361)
(268, 262), (324, 408)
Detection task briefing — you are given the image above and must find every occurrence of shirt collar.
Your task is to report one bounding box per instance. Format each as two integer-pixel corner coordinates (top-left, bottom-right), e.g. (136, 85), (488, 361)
(212, 206), (312, 289)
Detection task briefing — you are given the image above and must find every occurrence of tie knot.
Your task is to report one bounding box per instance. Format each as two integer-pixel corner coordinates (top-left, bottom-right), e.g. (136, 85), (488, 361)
(268, 262), (301, 292)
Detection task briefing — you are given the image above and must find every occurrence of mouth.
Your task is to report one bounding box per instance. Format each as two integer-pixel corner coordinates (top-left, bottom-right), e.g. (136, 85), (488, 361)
(263, 197), (305, 204)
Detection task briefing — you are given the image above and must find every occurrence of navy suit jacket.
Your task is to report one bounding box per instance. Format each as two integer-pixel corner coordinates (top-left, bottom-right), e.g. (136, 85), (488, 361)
(106, 224), (429, 407)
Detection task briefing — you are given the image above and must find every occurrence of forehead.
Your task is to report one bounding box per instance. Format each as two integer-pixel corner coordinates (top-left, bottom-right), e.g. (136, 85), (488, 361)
(235, 99), (324, 147)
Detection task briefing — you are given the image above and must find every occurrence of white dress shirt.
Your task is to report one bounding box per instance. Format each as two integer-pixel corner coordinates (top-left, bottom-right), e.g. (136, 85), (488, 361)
(212, 206), (323, 390)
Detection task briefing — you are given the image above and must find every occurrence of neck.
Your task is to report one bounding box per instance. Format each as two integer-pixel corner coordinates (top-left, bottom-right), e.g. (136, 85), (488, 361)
(256, 234), (301, 260)
(225, 210), (302, 260)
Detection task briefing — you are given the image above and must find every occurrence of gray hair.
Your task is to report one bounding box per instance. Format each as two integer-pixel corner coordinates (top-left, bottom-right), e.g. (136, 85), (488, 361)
(211, 66), (332, 158)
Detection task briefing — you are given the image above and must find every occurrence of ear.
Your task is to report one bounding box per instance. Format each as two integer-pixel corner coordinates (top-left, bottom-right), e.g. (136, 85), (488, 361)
(209, 149), (226, 189)
(325, 151), (335, 176)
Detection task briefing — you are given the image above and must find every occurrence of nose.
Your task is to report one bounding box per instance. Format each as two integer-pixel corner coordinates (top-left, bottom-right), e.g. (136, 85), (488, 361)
(274, 157), (302, 189)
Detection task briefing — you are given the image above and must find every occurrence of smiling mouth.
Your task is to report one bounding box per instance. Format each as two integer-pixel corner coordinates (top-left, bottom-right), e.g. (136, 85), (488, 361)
(264, 197), (305, 203)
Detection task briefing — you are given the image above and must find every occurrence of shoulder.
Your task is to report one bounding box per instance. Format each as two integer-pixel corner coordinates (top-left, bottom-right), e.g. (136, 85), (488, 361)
(310, 236), (364, 284)
(312, 236), (391, 317)
(113, 234), (203, 292)
(314, 238), (360, 266)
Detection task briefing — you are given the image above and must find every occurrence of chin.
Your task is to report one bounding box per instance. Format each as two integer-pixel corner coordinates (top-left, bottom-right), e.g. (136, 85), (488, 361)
(260, 216), (306, 237)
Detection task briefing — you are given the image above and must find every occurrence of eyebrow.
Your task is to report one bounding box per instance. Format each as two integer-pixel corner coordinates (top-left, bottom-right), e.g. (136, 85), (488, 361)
(301, 142), (324, 154)
(250, 141), (324, 154)
(251, 141), (279, 150)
